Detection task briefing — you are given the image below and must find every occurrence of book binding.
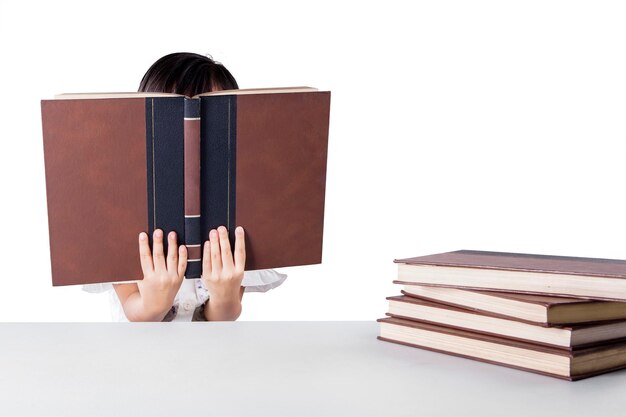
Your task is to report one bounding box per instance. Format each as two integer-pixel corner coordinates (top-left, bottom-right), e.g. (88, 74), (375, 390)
(200, 95), (238, 255)
(184, 97), (202, 278)
(145, 97), (186, 267)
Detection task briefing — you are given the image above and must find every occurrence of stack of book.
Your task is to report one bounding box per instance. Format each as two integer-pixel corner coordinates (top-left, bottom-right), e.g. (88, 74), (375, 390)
(378, 250), (626, 380)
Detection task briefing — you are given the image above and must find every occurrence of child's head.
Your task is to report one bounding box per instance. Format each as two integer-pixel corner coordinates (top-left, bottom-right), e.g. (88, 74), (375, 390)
(138, 52), (238, 96)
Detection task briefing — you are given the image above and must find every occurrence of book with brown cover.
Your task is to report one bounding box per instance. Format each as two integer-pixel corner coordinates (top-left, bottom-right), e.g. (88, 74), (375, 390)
(385, 295), (626, 348)
(377, 316), (626, 380)
(398, 284), (626, 326)
(394, 250), (626, 301)
(41, 88), (331, 286)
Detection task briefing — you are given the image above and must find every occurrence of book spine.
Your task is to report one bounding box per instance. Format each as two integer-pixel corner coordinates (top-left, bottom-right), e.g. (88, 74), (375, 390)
(145, 97), (186, 263)
(200, 95), (238, 251)
(184, 98), (202, 278)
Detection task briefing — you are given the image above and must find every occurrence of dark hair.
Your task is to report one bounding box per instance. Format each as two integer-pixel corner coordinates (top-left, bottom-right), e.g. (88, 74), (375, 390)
(138, 52), (238, 96)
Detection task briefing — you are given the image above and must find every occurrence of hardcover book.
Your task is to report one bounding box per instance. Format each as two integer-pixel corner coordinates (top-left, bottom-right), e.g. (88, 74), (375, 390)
(41, 87), (331, 286)
(395, 250), (626, 301)
(386, 295), (626, 348)
(378, 316), (626, 380)
(398, 284), (626, 326)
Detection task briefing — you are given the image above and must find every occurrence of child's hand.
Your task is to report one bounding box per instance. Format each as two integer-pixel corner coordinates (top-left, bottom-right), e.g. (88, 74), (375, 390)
(201, 226), (245, 320)
(136, 229), (187, 319)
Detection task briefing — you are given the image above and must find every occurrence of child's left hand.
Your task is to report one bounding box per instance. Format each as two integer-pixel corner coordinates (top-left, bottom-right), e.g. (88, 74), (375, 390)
(201, 225), (245, 320)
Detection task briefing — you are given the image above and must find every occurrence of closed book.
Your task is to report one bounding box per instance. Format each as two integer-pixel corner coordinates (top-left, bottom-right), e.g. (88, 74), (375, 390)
(377, 316), (626, 380)
(395, 250), (626, 301)
(398, 284), (626, 326)
(386, 295), (626, 348)
(41, 87), (331, 286)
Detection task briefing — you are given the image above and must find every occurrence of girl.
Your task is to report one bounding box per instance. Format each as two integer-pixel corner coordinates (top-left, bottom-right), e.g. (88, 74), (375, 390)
(83, 53), (287, 322)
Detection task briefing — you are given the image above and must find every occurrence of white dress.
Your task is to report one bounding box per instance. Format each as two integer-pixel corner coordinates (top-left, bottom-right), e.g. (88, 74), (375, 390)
(82, 269), (287, 322)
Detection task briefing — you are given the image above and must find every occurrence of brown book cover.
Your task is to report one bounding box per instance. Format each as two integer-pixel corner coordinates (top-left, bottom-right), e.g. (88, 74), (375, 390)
(377, 316), (626, 381)
(394, 250), (626, 301)
(385, 295), (626, 348)
(397, 284), (626, 326)
(41, 88), (331, 286)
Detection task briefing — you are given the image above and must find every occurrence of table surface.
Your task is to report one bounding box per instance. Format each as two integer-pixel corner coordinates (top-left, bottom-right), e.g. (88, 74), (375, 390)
(1, 321), (625, 417)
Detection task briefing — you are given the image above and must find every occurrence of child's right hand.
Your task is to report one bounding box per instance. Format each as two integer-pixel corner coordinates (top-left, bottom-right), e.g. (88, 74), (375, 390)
(136, 229), (188, 319)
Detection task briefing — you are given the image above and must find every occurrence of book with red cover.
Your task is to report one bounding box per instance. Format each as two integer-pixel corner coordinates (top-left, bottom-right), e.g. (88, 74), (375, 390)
(394, 250), (626, 301)
(41, 87), (331, 286)
(385, 295), (626, 348)
(398, 284), (626, 326)
(377, 316), (626, 380)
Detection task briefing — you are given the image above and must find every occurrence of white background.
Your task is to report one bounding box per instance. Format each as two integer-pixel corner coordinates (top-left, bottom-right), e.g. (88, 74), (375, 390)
(0, 0), (625, 321)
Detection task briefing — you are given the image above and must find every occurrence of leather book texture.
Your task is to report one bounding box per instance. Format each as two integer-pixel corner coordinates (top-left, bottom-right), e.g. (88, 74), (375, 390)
(394, 250), (626, 301)
(377, 316), (626, 380)
(389, 295), (565, 330)
(397, 285), (626, 326)
(395, 250), (626, 278)
(385, 295), (626, 348)
(200, 92), (331, 270)
(41, 98), (149, 286)
(396, 289), (568, 327)
(41, 96), (185, 286)
(41, 89), (331, 285)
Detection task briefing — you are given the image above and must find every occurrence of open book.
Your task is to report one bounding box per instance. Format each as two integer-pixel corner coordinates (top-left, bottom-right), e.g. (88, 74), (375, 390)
(41, 87), (331, 286)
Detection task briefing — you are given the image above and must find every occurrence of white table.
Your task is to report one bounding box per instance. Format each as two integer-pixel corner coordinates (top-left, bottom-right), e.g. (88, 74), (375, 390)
(0, 321), (624, 416)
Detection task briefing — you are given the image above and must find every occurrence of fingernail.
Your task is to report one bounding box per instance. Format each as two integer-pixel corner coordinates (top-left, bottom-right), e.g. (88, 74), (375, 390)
(155, 229), (162, 238)
(169, 231), (176, 239)
(236, 226), (243, 234)
(218, 226), (226, 234)
(210, 229), (217, 239)
(139, 232), (146, 240)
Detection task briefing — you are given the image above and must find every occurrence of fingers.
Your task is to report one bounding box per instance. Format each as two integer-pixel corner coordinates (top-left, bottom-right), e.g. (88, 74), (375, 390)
(203, 239), (212, 277)
(202, 226), (242, 281)
(234, 226), (246, 272)
(209, 229), (222, 272)
(218, 226), (234, 271)
(138, 232), (154, 273)
(152, 229), (166, 271)
(166, 231), (178, 272)
(177, 244), (188, 278)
